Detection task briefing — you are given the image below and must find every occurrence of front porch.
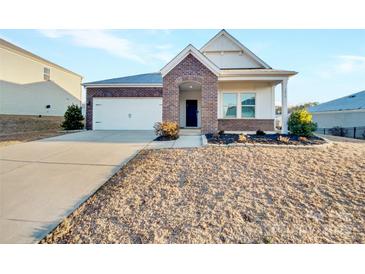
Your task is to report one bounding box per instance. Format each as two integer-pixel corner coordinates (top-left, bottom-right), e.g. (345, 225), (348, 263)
(179, 128), (202, 136)
(167, 75), (292, 134)
(162, 52), (219, 134)
(161, 48), (296, 135)
(177, 79), (282, 134)
(218, 70), (294, 134)
(179, 81), (202, 129)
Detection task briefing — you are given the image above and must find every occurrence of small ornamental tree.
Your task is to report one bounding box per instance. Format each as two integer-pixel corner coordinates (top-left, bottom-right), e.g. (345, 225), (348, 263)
(288, 109), (317, 137)
(61, 104), (84, 130)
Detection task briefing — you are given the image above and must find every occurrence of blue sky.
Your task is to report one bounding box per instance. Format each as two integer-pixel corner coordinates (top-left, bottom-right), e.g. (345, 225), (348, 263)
(1, 29), (364, 105)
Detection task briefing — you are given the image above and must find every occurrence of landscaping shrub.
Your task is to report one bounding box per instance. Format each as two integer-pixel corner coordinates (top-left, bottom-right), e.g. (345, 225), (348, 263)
(61, 104), (84, 130)
(154, 121), (179, 139)
(237, 134), (248, 143)
(288, 109), (317, 137)
(218, 130), (225, 135)
(329, 126), (347, 137)
(298, 136), (309, 142)
(256, 129), (266, 136)
(212, 132), (220, 138)
(263, 236), (273, 244)
(277, 135), (290, 144)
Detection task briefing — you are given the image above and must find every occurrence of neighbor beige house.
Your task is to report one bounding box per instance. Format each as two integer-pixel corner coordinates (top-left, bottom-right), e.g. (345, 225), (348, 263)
(0, 38), (82, 116)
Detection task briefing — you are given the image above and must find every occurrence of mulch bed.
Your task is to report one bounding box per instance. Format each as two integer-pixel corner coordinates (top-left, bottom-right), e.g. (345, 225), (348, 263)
(154, 136), (179, 141)
(206, 133), (326, 145)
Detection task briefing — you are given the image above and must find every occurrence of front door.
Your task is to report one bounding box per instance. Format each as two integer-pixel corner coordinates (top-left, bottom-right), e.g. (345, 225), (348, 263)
(186, 100), (198, 127)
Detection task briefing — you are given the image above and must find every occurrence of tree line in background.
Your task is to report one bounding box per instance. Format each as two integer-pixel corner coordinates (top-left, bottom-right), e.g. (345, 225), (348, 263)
(276, 102), (319, 115)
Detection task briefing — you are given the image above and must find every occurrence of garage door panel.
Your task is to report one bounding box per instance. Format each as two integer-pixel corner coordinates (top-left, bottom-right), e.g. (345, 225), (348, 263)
(93, 98), (162, 130)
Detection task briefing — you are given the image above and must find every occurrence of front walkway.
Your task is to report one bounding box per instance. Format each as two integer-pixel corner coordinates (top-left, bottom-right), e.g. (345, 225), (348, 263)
(146, 135), (202, 149)
(0, 130), (155, 243)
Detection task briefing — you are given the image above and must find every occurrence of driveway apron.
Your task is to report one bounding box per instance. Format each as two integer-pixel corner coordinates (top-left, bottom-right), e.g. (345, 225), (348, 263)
(0, 130), (155, 243)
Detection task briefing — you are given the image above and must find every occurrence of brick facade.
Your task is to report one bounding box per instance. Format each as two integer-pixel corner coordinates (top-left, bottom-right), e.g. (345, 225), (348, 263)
(86, 56), (274, 133)
(218, 119), (275, 131)
(162, 54), (218, 134)
(85, 87), (162, 130)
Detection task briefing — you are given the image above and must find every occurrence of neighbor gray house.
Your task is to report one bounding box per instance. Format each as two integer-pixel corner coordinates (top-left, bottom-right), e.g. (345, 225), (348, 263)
(308, 90), (365, 138)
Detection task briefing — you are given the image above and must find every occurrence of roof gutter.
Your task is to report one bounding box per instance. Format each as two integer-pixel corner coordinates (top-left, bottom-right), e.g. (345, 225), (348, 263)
(309, 108), (365, 114)
(219, 70), (298, 76)
(83, 83), (163, 88)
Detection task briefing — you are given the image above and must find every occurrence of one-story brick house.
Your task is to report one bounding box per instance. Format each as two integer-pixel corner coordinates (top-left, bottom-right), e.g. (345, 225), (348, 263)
(83, 30), (297, 134)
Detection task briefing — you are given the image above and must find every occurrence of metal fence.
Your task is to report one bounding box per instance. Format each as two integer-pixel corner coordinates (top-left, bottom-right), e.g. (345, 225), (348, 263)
(316, 126), (365, 139)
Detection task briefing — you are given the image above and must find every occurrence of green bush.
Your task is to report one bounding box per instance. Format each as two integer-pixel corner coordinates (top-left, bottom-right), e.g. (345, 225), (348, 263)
(61, 104), (84, 130)
(288, 109), (317, 137)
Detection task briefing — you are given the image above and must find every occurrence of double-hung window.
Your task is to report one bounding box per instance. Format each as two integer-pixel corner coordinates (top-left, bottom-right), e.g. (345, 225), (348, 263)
(44, 67), (50, 81)
(222, 92), (256, 118)
(223, 93), (237, 118)
(241, 93), (255, 118)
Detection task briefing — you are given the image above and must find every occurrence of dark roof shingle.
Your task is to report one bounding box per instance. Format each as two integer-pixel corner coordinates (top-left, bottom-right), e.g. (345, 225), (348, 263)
(308, 90), (365, 112)
(84, 72), (162, 85)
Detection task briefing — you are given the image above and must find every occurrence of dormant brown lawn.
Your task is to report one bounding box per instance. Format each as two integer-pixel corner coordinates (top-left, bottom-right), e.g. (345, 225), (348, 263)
(41, 138), (365, 244)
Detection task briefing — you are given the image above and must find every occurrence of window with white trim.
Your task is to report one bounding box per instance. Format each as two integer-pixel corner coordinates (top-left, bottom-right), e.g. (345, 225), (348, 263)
(223, 93), (237, 118)
(44, 67), (50, 81)
(221, 92), (256, 118)
(241, 93), (255, 118)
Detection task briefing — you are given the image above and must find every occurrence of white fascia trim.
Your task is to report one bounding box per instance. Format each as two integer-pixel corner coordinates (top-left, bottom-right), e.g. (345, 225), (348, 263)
(83, 84), (162, 88)
(218, 76), (289, 81)
(160, 44), (220, 77)
(310, 109), (365, 114)
(93, 96), (162, 99)
(220, 70), (298, 76)
(200, 29), (271, 69)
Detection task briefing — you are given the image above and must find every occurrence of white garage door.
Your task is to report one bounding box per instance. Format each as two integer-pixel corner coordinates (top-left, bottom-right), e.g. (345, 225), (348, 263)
(93, 97), (162, 130)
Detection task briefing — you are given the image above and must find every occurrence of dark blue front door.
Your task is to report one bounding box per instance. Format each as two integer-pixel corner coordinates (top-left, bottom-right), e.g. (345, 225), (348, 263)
(186, 100), (198, 127)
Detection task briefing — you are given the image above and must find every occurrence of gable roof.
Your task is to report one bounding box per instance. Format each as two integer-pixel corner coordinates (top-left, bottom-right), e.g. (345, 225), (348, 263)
(200, 29), (271, 69)
(160, 44), (220, 77)
(83, 72), (162, 87)
(85, 30), (295, 87)
(308, 90), (365, 113)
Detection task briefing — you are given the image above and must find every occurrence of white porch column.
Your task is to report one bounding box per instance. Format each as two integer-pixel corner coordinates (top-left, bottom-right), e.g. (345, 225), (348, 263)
(281, 79), (288, 134)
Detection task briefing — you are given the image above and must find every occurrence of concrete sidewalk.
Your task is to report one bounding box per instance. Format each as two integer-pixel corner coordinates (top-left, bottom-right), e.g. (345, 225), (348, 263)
(146, 135), (202, 149)
(0, 130), (155, 243)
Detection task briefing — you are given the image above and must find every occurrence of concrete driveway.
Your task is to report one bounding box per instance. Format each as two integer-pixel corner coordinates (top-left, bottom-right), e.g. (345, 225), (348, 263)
(0, 130), (155, 243)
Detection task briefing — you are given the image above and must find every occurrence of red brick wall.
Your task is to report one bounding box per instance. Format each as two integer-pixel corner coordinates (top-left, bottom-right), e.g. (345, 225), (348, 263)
(86, 87), (162, 130)
(162, 54), (218, 134)
(218, 119), (275, 131)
